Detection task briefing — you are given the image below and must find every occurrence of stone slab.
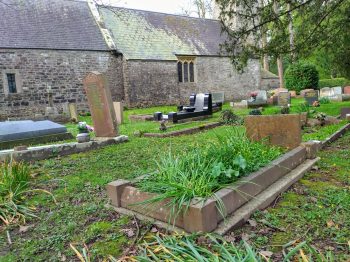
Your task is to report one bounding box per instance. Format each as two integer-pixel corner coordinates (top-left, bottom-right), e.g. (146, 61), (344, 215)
(0, 120), (67, 142)
(0, 135), (128, 162)
(0, 132), (73, 150)
(245, 114), (302, 149)
(83, 72), (118, 137)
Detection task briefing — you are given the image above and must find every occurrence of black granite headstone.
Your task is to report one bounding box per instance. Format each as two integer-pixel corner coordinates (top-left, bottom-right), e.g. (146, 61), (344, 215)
(304, 90), (318, 105)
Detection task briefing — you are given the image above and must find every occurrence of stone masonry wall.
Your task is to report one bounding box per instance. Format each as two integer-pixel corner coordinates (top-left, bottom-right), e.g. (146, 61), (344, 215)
(124, 60), (183, 107)
(0, 49), (124, 120)
(124, 57), (261, 107)
(195, 57), (261, 101)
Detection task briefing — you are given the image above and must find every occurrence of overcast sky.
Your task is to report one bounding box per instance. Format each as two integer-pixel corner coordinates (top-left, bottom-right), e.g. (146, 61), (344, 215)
(105, 0), (196, 15)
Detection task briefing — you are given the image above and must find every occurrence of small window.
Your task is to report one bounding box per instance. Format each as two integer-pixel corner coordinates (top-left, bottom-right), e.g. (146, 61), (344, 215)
(177, 62), (183, 82)
(7, 73), (17, 93)
(177, 57), (196, 83)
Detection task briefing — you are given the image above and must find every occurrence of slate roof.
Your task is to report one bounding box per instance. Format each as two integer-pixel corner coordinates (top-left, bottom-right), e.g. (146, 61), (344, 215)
(99, 6), (226, 60)
(0, 0), (108, 51)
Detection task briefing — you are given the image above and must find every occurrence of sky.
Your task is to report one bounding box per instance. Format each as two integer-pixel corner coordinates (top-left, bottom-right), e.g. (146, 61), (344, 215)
(105, 0), (195, 15)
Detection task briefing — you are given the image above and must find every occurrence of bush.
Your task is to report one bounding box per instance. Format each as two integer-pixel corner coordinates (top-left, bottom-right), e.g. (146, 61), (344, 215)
(319, 97), (331, 104)
(280, 106), (290, 114)
(319, 78), (350, 88)
(220, 109), (242, 125)
(249, 109), (262, 115)
(285, 62), (319, 93)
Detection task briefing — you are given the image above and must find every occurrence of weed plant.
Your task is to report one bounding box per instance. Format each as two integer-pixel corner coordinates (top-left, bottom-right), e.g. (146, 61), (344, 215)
(136, 128), (281, 221)
(0, 160), (54, 225)
(133, 233), (336, 262)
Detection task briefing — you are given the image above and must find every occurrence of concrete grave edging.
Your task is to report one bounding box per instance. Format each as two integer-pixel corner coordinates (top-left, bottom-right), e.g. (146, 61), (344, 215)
(106, 142), (320, 233)
(143, 122), (223, 138)
(0, 135), (128, 162)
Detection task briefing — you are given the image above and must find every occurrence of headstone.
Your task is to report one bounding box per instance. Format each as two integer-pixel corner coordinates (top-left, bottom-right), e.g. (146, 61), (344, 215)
(289, 91), (297, 98)
(113, 102), (123, 124)
(45, 87), (58, 116)
(340, 108), (350, 119)
(83, 72), (118, 137)
(245, 114), (302, 149)
(247, 90), (267, 107)
(233, 100), (248, 109)
(300, 89), (314, 97)
(344, 86), (350, 95)
(212, 92), (225, 104)
(277, 91), (291, 107)
(0, 120), (67, 141)
(333, 86), (342, 95)
(304, 90), (318, 105)
(320, 87), (333, 98)
(68, 103), (78, 121)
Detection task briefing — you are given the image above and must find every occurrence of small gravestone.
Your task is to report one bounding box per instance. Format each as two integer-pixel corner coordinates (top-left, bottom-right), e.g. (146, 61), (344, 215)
(333, 86), (342, 95)
(245, 114), (301, 149)
(320, 87), (332, 98)
(83, 72), (118, 137)
(300, 89), (314, 97)
(69, 103), (78, 122)
(344, 86), (350, 95)
(277, 91), (291, 107)
(340, 108), (350, 119)
(113, 102), (123, 124)
(304, 90), (318, 105)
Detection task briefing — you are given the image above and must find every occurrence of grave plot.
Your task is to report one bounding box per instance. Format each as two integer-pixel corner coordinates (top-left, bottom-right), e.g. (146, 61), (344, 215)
(0, 120), (73, 150)
(107, 124), (320, 233)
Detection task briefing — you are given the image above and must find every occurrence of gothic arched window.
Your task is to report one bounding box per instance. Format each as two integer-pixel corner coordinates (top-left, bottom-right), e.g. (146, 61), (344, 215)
(177, 57), (196, 83)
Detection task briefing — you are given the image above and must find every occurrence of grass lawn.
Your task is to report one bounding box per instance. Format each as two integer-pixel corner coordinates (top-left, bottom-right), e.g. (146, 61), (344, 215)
(0, 99), (349, 261)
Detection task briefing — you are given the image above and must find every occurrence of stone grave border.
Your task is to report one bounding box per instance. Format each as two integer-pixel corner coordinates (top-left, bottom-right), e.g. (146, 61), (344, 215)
(142, 122), (222, 138)
(107, 122), (350, 234)
(0, 135), (128, 162)
(0, 132), (73, 150)
(129, 114), (154, 122)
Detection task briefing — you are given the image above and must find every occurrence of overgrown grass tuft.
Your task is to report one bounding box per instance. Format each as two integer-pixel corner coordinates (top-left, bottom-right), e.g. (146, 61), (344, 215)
(132, 233), (335, 262)
(0, 160), (54, 225)
(136, 128), (282, 220)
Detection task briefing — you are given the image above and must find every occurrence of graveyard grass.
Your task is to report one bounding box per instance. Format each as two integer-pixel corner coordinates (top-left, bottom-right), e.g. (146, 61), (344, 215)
(0, 99), (350, 260)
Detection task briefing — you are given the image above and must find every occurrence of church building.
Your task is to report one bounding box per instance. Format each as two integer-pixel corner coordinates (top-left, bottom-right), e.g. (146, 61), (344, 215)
(0, 0), (279, 119)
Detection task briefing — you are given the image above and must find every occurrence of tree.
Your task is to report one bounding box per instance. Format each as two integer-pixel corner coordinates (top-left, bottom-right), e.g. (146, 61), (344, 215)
(215, 0), (350, 74)
(180, 0), (214, 18)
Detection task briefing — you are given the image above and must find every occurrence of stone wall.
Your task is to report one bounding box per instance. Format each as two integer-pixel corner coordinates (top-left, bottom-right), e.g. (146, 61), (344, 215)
(124, 57), (261, 106)
(195, 57), (261, 101)
(123, 60), (182, 107)
(0, 49), (124, 120)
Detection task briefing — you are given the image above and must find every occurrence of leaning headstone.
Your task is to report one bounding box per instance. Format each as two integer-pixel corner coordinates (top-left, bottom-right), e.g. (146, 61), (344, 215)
(245, 114), (301, 149)
(304, 90), (318, 105)
(344, 86), (350, 95)
(83, 72), (118, 137)
(277, 91), (291, 107)
(113, 102), (124, 124)
(340, 108), (350, 119)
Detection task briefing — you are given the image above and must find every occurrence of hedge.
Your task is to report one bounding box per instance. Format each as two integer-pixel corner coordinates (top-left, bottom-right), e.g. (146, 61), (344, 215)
(285, 62), (319, 93)
(319, 78), (350, 88)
